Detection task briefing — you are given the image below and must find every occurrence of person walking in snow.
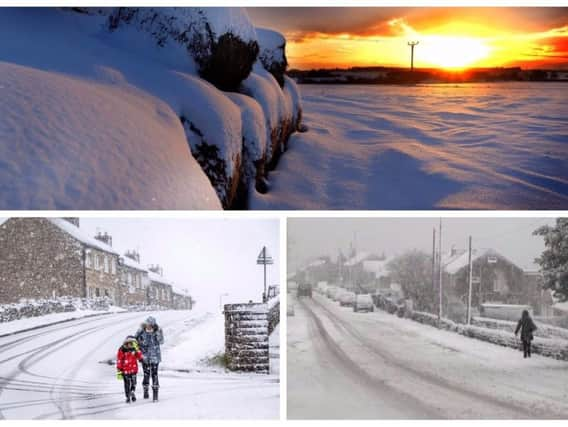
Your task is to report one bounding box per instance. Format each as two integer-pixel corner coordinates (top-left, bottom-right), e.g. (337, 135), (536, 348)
(135, 316), (164, 402)
(515, 309), (537, 358)
(116, 336), (143, 403)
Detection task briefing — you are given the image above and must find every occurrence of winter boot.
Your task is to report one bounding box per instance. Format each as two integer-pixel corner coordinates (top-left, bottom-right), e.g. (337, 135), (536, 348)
(143, 387), (149, 399)
(131, 391), (137, 402)
(152, 388), (159, 402)
(125, 396), (131, 404)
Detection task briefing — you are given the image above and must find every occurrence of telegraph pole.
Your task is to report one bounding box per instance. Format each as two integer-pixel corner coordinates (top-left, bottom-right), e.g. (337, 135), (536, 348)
(408, 41), (419, 72)
(438, 218), (443, 320)
(466, 236), (473, 325)
(431, 227), (436, 303)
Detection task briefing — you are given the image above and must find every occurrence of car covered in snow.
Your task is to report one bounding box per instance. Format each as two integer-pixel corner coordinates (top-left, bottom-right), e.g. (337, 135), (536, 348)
(287, 304), (295, 316)
(339, 291), (356, 307)
(326, 285), (338, 299)
(354, 294), (374, 313)
(297, 283), (312, 298)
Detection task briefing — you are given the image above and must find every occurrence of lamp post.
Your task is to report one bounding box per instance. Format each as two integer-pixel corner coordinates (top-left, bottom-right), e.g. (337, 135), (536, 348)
(408, 41), (419, 72)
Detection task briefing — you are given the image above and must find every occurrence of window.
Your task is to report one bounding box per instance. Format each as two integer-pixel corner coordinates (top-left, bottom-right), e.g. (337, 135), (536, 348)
(104, 256), (109, 273)
(94, 254), (100, 270)
(85, 252), (93, 269)
(95, 287), (100, 297)
(111, 258), (116, 275)
(104, 289), (109, 297)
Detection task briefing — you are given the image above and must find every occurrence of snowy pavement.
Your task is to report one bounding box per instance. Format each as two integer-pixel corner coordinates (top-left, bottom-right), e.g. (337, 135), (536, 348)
(253, 83), (568, 210)
(288, 294), (568, 419)
(0, 310), (279, 419)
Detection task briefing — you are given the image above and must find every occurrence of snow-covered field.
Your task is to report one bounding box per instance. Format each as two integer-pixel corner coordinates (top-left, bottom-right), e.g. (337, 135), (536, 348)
(0, 309), (279, 419)
(288, 294), (568, 419)
(253, 83), (568, 210)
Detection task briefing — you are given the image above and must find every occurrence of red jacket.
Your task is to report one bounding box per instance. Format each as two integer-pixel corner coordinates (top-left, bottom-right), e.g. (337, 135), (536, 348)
(117, 346), (143, 374)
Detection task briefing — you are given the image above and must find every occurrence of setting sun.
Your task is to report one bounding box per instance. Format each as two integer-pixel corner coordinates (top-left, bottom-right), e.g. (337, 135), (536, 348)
(417, 36), (492, 69)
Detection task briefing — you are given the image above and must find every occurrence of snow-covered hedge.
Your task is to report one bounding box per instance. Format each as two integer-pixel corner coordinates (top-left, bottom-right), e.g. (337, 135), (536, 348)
(472, 316), (568, 341)
(267, 296), (280, 334)
(401, 308), (568, 361)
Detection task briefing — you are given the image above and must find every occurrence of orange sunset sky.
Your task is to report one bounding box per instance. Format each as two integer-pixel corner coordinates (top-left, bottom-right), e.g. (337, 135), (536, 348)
(247, 7), (568, 70)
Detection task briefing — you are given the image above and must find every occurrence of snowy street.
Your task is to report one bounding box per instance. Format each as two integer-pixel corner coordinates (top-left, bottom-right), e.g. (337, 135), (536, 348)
(288, 294), (568, 419)
(0, 310), (279, 419)
(253, 83), (568, 210)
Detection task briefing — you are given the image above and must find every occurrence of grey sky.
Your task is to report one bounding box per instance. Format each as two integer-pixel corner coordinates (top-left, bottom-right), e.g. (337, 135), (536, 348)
(288, 217), (556, 273)
(78, 218), (279, 310)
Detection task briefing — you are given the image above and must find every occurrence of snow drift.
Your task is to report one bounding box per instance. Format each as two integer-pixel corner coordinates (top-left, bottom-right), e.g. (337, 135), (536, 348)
(0, 7), (302, 209)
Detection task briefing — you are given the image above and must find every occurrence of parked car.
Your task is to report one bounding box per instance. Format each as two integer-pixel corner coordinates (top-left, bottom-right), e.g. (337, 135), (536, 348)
(354, 294), (374, 313)
(331, 287), (344, 302)
(339, 291), (356, 307)
(297, 283), (312, 298)
(326, 286), (338, 299)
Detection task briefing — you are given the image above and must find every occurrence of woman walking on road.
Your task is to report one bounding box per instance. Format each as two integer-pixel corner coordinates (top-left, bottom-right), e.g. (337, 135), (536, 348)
(515, 310), (537, 358)
(135, 316), (164, 401)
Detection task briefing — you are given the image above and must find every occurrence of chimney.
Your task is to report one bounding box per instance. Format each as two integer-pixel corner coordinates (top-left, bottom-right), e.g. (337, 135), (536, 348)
(149, 264), (163, 276)
(125, 250), (140, 263)
(63, 218), (80, 227)
(94, 230), (112, 247)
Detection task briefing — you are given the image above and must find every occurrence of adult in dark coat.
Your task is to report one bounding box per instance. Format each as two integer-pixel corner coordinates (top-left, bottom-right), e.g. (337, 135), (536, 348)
(135, 316), (164, 401)
(515, 310), (537, 358)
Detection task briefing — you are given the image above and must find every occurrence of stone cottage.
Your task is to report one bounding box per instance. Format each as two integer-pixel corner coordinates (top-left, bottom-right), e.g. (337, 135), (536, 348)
(147, 265), (174, 307)
(118, 249), (150, 307)
(0, 218), (120, 304)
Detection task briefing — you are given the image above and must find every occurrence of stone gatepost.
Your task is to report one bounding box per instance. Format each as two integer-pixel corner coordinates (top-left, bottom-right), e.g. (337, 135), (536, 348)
(224, 303), (269, 373)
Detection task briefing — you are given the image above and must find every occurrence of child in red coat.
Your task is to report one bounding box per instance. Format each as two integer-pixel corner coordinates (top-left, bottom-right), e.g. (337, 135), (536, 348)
(117, 336), (143, 403)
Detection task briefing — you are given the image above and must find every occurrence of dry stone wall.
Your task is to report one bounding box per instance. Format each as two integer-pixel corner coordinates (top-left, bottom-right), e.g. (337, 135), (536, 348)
(224, 303), (269, 373)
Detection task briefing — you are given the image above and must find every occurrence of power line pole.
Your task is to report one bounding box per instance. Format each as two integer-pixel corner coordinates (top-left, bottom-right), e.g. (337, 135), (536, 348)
(432, 227), (436, 309)
(408, 41), (419, 72)
(467, 236), (473, 325)
(438, 218), (443, 320)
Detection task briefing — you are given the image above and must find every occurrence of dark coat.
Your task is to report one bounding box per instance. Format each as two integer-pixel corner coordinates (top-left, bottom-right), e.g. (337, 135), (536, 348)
(116, 345), (143, 374)
(515, 316), (537, 342)
(135, 325), (164, 364)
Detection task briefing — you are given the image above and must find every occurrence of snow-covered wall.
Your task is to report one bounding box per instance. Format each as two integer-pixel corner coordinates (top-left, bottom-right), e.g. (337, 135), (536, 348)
(224, 303), (270, 373)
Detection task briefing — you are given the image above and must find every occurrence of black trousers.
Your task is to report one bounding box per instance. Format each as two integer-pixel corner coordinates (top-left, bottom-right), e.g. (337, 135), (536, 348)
(522, 340), (532, 357)
(123, 374), (137, 397)
(142, 362), (159, 389)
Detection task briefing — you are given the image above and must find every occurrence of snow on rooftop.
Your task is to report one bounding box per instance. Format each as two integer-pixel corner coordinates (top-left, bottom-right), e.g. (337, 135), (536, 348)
(344, 251), (371, 267)
(442, 248), (520, 275)
(48, 219), (119, 255)
(362, 258), (392, 278)
(148, 270), (174, 287)
(121, 255), (146, 271)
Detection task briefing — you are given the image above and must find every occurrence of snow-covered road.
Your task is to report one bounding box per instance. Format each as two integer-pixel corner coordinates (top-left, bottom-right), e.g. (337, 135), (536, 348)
(288, 294), (568, 419)
(253, 83), (568, 210)
(0, 310), (279, 419)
